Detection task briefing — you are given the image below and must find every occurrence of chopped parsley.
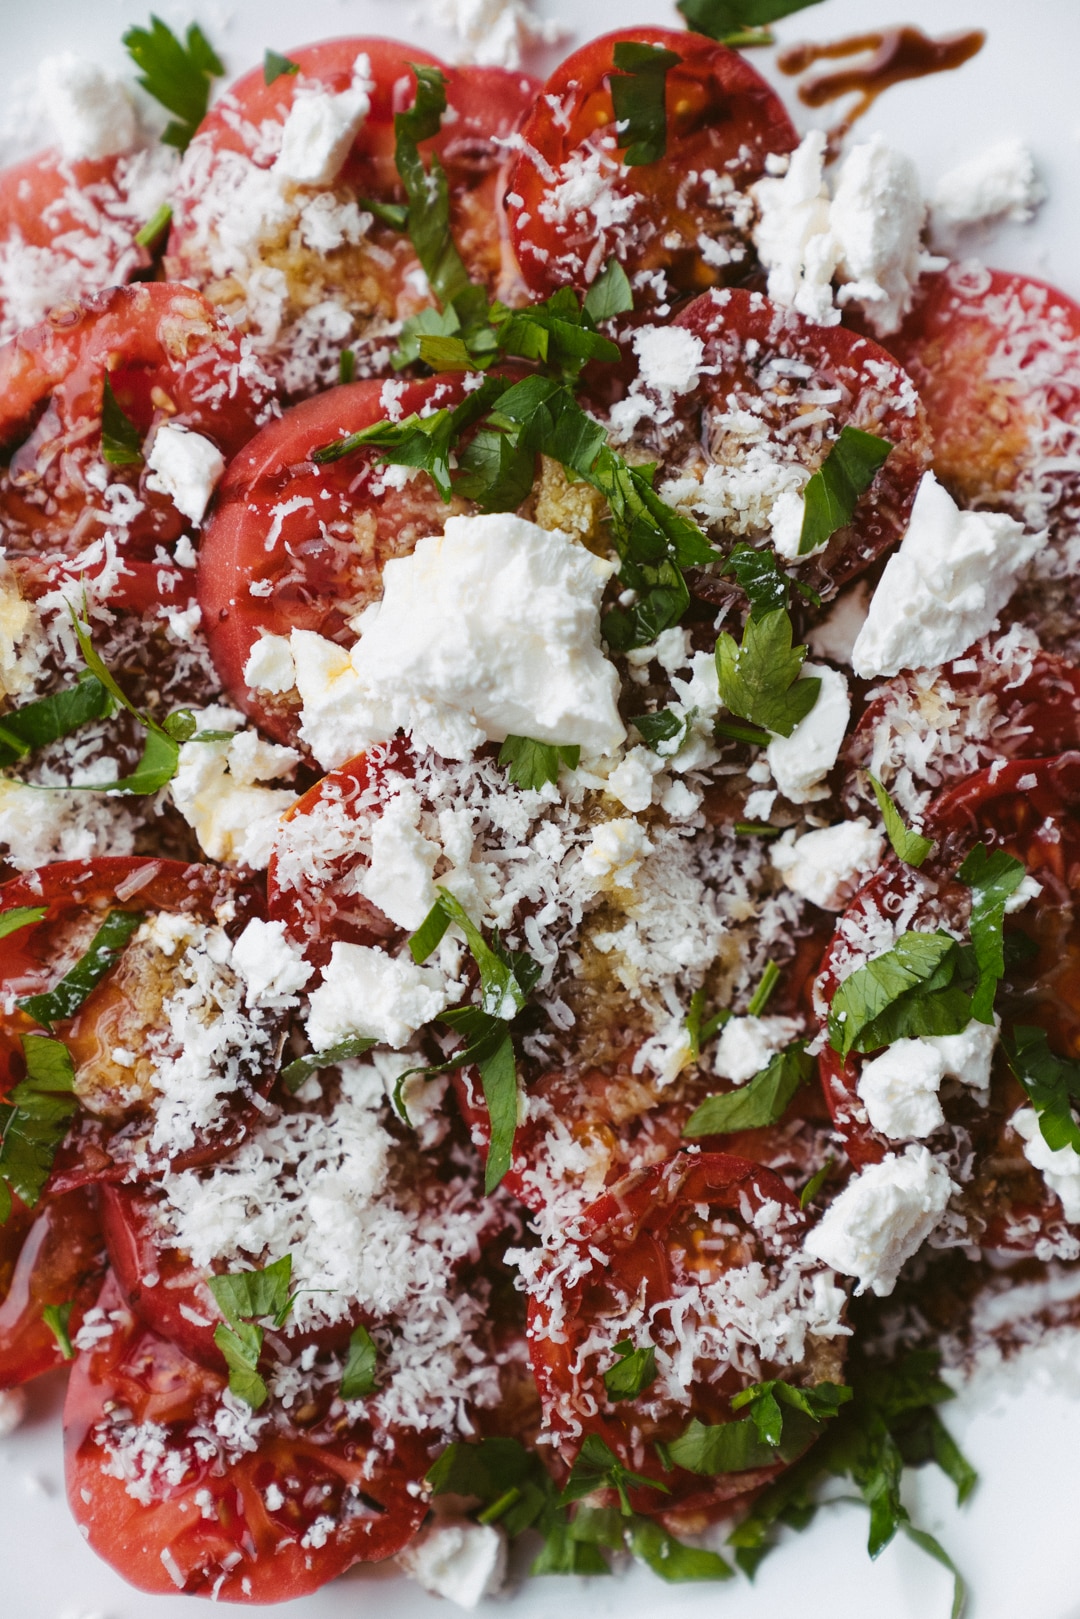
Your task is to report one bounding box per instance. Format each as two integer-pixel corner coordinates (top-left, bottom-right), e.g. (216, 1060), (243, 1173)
(280, 1034), (377, 1094)
(68, 607), (195, 793)
(869, 773), (934, 868)
(100, 375), (144, 468)
(340, 1324), (379, 1398)
(827, 930), (968, 1060)
(799, 1156), (834, 1209)
(0, 1035), (78, 1222)
(685, 987), (731, 1062)
(42, 1299), (75, 1360)
(208, 1255), (296, 1409)
(610, 40), (682, 167)
(393, 65), (473, 315)
(122, 16), (224, 151)
(1006, 1025), (1080, 1154)
(603, 1340), (658, 1401)
(630, 707), (694, 755)
(798, 426), (892, 556)
(0, 673), (114, 771)
(498, 735), (580, 790)
(558, 1432), (669, 1515)
(676, 0), (825, 46)
(133, 201), (173, 248)
(18, 908), (142, 1032)
(720, 541), (819, 619)
(715, 605), (820, 737)
(338, 347), (355, 384)
(682, 1041), (812, 1136)
(957, 844), (1027, 1023)
(747, 958), (780, 1015)
(0, 907), (47, 942)
(263, 48), (300, 84)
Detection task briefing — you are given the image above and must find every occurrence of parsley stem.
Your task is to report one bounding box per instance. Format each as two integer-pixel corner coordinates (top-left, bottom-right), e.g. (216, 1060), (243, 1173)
(734, 821), (782, 838)
(478, 1485), (522, 1525)
(747, 960), (780, 1017)
(715, 719), (771, 747)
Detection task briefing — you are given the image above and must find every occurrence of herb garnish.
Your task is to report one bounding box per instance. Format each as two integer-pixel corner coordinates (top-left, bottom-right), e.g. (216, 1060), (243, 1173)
(827, 931), (968, 1060)
(610, 40), (681, 167)
(42, 1299), (75, 1360)
(68, 607), (192, 794)
(869, 773), (934, 868)
(676, 0), (825, 47)
(19, 908), (142, 1032)
(100, 375), (144, 468)
(685, 987), (731, 1061)
(559, 1432), (669, 1515)
(498, 735), (580, 790)
(683, 1041), (813, 1136)
(340, 1324), (379, 1398)
(956, 845), (1027, 1023)
(0, 1035), (78, 1222)
(264, 49), (300, 84)
(798, 426), (892, 557)
(1006, 1025), (1080, 1154)
(280, 1034), (377, 1094)
(123, 16), (224, 151)
(603, 1339), (658, 1401)
(715, 606), (820, 737)
(0, 674), (114, 771)
(0, 907), (47, 942)
(134, 201), (173, 249)
(208, 1254), (296, 1409)
(720, 541), (820, 620)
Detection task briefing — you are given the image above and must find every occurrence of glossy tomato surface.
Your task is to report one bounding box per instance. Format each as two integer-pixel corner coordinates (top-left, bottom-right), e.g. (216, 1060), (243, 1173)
(0, 1187), (106, 1387)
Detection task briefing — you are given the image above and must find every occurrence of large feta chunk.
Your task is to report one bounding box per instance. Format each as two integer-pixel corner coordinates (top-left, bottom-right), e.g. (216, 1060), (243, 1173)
(852, 473), (1045, 677)
(146, 423), (226, 527)
(274, 56), (374, 186)
(39, 54), (138, 161)
(358, 789), (441, 930)
(1012, 1108), (1080, 1222)
(244, 633), (297, 695)
(766, 663), (850, 803)
(857, 1020), (1000, 1141)
(930, 139), (1044, 236)
(713, 1014), (801, 1084)
(169, 713), (299, 869)
(771, 819), (885, 911)
(803, 1144), (954, 1295)
(306, 942), (449, 1050)
(830, 135), (933, 336)
(231, 918), (313, 1009)
(292, 514), (624, 769)
(751, 130), (838, 327)
(398, 1520), (507, 1610)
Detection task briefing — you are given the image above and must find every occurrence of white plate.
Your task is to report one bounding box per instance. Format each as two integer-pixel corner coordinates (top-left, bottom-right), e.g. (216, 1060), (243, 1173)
(3, 2), (1080, 1615)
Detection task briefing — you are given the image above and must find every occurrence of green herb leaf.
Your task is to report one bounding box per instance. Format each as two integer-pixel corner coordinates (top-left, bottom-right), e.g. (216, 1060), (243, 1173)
(798, 426), (892, 556)
(668, 1415), (782, 1474)
(746, 959), (780, 1017)
(209, 1254), (295, 1332)
(685, 988), (731, 1063)
(394, 64), (473, 310)
(123, 17), (223, 151)
(341, 1324), (379, 1398)
(134, 201), (173, 248)
(476, 1025), (518, 1195)
(498, 735), (580, 791)
(630, 707), (695, 756)
(264, 49), (300, 84)
(313, 374), (506, 496)
(0, 1035), (77, 1217)
(338, 348), (356, 385)
(19, 908), (142, 1032)
(827, 931), (965, 1059)
(731, 1379), (852, 1446)
(720, 543), (795, 620)
(609, 40), (681, 167)
(603, 1339), (658, 1401)
(558, 1432), (668, 1516)
(676, 0), (824, 45)
(100, 375), (144, 467)
(1006, 1025), (1080, 1154)
(281, 1035), (377, 1093)
(628, 1518), (734, 1582)
(715, 607), (820, 738)
(582, 258), (634, 324)
(0, 907), (47, 941)
(799, 1156), (834, 1209)
(869, 774), (934, 868)
(902, 1523), (968, 1619)
(214, 1321), (268, 1409)
(66, 608), (183, 794)
(683, 1042), (812, 1137)
(42, 1299), (75, 1360)
(957, 844), (1027, 1023)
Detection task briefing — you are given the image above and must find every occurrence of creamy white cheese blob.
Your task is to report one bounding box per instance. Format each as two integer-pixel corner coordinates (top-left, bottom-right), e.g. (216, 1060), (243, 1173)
(38, 54), (138, 162)
(291, 513), (624, 769)
(146, 423), (226, 527)
(930, 139), (1045, 237)
(169, 710), (299, 869)
(771, 818), (885, 911)
(857, 1021), (999, 1140)
(273, 55), (374, 186)
(751, 130), (838, 327)
(851, 472), (1046, 678)
(766, 663), (850, 803)
(803, 1143), (954, 1296)
(632, 323), (705, 395)
(357, 787), (442, 930)
(398, 1520), (508, 1609)
(231, 918), (313, 1009)
(712, 1014), (801, 1085)
(306, 942), (449, 1050)
(1012, 1108), (1080, 1223)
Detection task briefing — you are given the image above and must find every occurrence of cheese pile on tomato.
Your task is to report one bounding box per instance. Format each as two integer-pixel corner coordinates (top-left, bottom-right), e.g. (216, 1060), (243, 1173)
(0, 20), (1075, 1610)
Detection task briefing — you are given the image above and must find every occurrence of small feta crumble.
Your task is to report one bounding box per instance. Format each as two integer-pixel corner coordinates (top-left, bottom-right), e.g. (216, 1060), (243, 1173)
(633, 1015), (695, 1088)
(1006, 874), (1043, 913)
(398, 1519), (507, 1609)
(145, 424), (226, 528)
(169, 710), (299, 869)
(766, 663), (850, 804)
(805, 580), (871, 666)
(292, 513), (624, 769)
(857, 1020), (999, 1140)
(804, 1144), (954, 1296)
(580, 817), (652, 887)
(1012, 1108), (1080, 1223)
(930, 140), (1045, 237)
(0, 1386), (27, 1437)
(712, 1014), (802, 1084)
(274, 55), (374, 186)
(306, 942), (449, 1050)
(357, 787), (442, 930)
(38, 54), (137, 162)
(771, 818), (885, 911)
(632, 323), (705, 395)
(230, 918), (313, 1009)
(770, 488), (811, 560)
(605, 748), (656, 814)
(851, 473), (1046, 678)
(426, 0), (566, 70)
(243, 633), (296, 695)
(0, 571), (44, 699)
(750, 128), (837, 327)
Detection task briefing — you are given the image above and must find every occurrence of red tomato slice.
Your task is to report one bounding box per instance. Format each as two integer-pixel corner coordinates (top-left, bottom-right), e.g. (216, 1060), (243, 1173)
(166, 40), (539, 394)
(0, 1186), (106, 1387)
(0, 284), (276, 600)
(818, 754), (1080, 1248)
(527, 1150), (846, 1526)
(0, 857), (272, 1195)
(64, 1274), (428, 1601)
(648, 287), (932, 600)
(506, 28), (796, 304)
(197, 375), (468, 747)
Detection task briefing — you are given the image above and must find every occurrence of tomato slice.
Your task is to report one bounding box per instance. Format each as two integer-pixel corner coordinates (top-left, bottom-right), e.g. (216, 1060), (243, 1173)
(0, 857), (274, 1194)
(0, 1186), (106, 1387)
(631, 287), (932, 601)
(166, 40), (539, 394)
(0, 284), (276, 600)
(526, 1151), (847, 1528)
(506, 28), (796, 304)
(197, 375), (469, 747)
(818, 754), (1080, 1248)
(64, 1274), (428, 1601)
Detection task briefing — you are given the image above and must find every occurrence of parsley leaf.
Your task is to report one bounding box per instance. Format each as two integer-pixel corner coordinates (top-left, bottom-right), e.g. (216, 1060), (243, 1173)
(668, 1408), (813, 1473)
(676, 0), (824, 45)
(630, 707), (695, 755)
(208, 1255), (296, 1409)
(957, 844), (1027, 1024)
(42, 1300), (75, 1360)
(100, 375), (144, 467)
(715, 607), (820, 737)
(582, 258), (635, 324)
(628, 1518), (733, 1582)
(827, 931), (969, 1059)
(312, 375), (505, 496)
(1006, 1025), (1080, 1154)
(799, 1156), (834, 1209)
(280, 1035), (377, 1094)
(0, 1035), (77, 1221)
(498, 735), (580, 790)
(18, 908), (142, 1032)
(558, 1432), (669, 1516)
(683, 1042), (812, 1136)
(123, 17), (224, 151)
(394, 65), (472, 311)
(0, 674), (114, 770)
(603, 1339), (658, 1401)
(67, 607), (186, 794)
(732, 1379), (852, 1447)
(799, 426), (892, 556)
(869, 774), (934, 868)
(341, 1324), (379, 1397)
(0, 907), (47, 941)
(338, 348), (355, 384)
(747, 958), (780, 1016)
(264, 49), (299, 84)
(610, 41), (681, 167)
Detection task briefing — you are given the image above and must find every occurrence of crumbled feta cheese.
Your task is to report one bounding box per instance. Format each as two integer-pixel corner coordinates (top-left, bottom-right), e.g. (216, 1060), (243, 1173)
(857, 1020), (999, 1141)
(713, 1014), (801, 1084)
(358, 787), (442, 930)
(38, 54), (137, 162)
(851, 473), (1046, 678)
(230, 918), (313, 1008)
(426, 0), (566, 70)
(306, 942), (449, 1050)
(805, 580), (871, 666)
(399, 1520), (507, 1609)
(243, 633), (297, 695)
(770, 488), (811, 560)
(771, 819), (885, 911)
(930, 140), (1045, 237)
(1012, 1107), (1080, 1222)
(0, 572), (44, 699)
(292, 514), (624, 768)
(169, 715), (299, 869)
(632, 323), (705, 395)
(803, 1144), (954, 1295)
(580, 817), (652, 886)
(766, 664), (850, 803)
(274, 56), (374, 186)
(633, 1015), (696, 1088)
(0, 1387), (27, 1437)
(145, 424), (226, 528)
(1005, 874), (1043, 913)
(606, 749), (656, 813)
(751, 129), (837, 327)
